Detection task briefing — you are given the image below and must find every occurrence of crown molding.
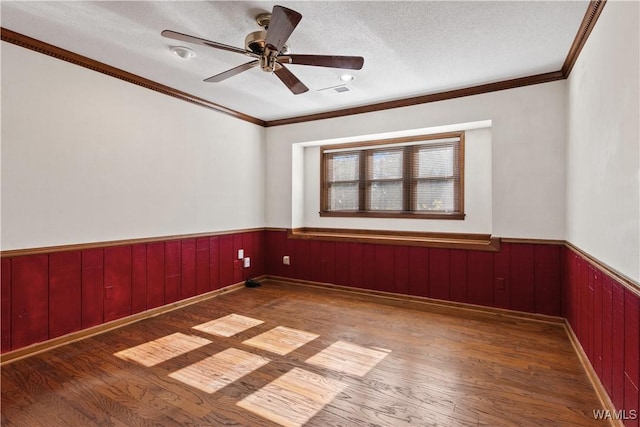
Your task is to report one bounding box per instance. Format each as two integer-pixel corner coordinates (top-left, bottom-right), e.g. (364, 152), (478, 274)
(0, 28), (266, 127)
(561, 0), (607, 77)
(264, 71), (565, 127)
(1, 1), (606, 128)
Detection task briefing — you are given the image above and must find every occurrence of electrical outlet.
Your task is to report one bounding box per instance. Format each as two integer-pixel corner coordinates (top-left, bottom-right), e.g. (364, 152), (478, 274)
(283, 255), (290, 265)
(244, 257), (250, 268)
(238, 249), (244, 259)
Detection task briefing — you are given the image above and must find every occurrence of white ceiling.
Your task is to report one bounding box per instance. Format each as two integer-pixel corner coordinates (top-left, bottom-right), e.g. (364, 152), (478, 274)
(1, 1), (590, 122)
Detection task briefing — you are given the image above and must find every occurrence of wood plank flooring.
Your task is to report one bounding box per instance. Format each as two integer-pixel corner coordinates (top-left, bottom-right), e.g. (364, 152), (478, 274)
(1, 280), (607, 426)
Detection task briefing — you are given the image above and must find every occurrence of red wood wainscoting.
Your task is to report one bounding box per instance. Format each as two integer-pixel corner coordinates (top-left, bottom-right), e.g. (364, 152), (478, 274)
(1, 228), (638, 423)
(563, 246), (640, 427)
(0, 230), (265, 354)
(265, 229), (562, 316)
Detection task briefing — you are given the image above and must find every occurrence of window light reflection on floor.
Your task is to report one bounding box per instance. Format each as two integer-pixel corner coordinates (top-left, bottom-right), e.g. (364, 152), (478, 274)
(168, 347), (270, 394)
(305, 340), (391, 377)
(237, 367), (347, 427)
(113, 332), (212, 367)
(243, 326), (320, 355)
(193, 313), (264, 337)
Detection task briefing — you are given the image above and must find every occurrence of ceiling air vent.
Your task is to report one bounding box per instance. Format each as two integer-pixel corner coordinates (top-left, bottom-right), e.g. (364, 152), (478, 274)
(317, 84), (351, 94)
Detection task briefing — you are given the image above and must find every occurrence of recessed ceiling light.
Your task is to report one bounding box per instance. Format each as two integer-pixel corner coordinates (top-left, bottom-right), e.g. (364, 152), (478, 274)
(170, 46), (196, 60)
(339, 74), (354, 82)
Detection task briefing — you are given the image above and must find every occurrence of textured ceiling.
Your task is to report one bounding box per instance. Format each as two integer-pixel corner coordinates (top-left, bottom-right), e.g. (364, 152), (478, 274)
(1, 1), (590, 122)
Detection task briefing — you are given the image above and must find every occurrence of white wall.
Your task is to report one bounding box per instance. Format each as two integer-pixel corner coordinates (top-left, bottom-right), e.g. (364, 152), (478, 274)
(266, 80), (567, 240)
(566, 1), (640, 282)
(1, 42), (266, 250)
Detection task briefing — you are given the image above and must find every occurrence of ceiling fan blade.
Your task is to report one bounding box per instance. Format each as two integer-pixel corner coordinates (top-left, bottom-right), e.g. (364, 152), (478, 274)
(204, 60), (260, 82)
(281, 54), (364, 70)
(161, 30), (251, 56)
(274, 64), (308, 95)
(265, 5), (302, 53)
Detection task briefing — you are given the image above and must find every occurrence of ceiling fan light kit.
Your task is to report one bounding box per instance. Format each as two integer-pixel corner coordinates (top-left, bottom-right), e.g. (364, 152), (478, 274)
(161, 5), (364, 95)
(169, 46), (195, 60)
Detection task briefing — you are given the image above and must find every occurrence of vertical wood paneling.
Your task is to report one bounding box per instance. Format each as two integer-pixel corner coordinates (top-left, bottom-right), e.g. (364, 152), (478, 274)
(348, 243), (364, 289)
(612, 281), (626, 410)
(429, 249), (450, 301)
(394, 245), (409, 294)
(493, 243), (511, 310)
(49, 251), (82, 338)
(218, 235), (234, 287)
(624, 377), (639, 427)
(265, 231), (286, 278)
(593, 269), (603, 378)
(11, 229), (632, 373)
(253, 231), (265, 277)
(584, 264), (595, 364)
(81, 248), (104, 328)
(146, 242), (165, 309)
(407, 247), (428, 297)
(573, 254), (583, 341)
(373, 245), (394, 293)
(242, 232), (254, 280)
(467, 251), (493, 307)
(1, 258), (11, 352)
(450, 250), (468, 303)
(196, 238), (210, 295)
(560, 246), (570, 318)
(208, 236), (220, 290)
(181, 239), (197, 299)
(334, 242), (350, 286)
(564, 251), (576, 324)
(293, 239), (310, 281)
(131, 244), (147, 315)
(601, 275), (614, 397)
(533, 244), (561, 316)
(233, 234), (243, 284)
(307, 240), (323, 283)
(11, 255), (49, 349)
(103, 246), (132, 323)
(624, 288), (639, 390)
(320, 241), (336, 285)
(164, 241), (181, 304)
(362, 244), (376, 291)
(510, 244), (535, 313)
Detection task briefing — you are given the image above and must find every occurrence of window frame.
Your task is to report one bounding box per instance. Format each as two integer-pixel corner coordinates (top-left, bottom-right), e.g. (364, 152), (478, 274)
(320, 131), (465, 220)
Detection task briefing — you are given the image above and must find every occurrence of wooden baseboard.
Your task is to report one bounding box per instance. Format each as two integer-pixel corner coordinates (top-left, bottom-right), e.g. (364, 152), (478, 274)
(263, 275), (565, 325)
(564, 320), (622, 427)
(0, 280), (256, 365)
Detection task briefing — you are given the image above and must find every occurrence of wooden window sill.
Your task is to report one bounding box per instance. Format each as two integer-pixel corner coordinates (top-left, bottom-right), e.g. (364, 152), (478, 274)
(288, 228), (500, 251)
(319, 211), (465, 220)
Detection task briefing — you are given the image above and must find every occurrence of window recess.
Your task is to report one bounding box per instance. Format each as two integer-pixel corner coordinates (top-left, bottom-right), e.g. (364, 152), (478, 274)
(321, 132), (465, 220)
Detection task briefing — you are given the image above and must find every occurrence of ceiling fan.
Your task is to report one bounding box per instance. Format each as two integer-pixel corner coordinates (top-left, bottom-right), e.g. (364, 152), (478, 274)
(161, 5), (364, 95)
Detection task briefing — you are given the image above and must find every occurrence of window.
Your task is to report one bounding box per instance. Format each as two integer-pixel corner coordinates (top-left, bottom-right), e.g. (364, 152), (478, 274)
(321, 132), (464, 219)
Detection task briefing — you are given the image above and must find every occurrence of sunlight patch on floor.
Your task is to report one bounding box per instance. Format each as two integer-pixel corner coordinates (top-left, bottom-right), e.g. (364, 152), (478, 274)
(168, 347), (270, 393)
(237, 367), (347, 427)
(305, 340), (391, 376)
(193, 313), (264, 337)
(243, 326), (319, 355)
(114, 332), (211, 367)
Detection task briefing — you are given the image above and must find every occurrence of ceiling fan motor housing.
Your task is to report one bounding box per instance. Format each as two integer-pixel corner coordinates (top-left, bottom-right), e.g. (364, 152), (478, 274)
(245, 30), (267, 55)
(244, 30), (290, 56)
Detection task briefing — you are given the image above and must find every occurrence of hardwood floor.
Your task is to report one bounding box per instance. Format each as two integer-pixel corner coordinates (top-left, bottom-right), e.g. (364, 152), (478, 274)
(1, 280), (607, 426)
